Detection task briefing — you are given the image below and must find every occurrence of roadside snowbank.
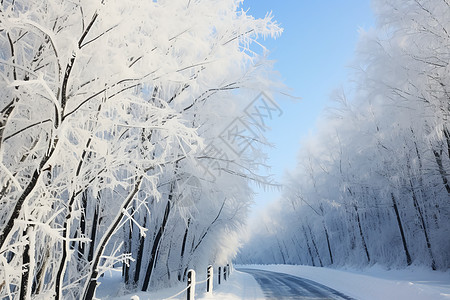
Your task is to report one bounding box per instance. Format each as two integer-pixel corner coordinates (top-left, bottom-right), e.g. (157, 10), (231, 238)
(96, 268), (264, 300)
(240, 264), (450, 300)
(200, 270), (264, 300)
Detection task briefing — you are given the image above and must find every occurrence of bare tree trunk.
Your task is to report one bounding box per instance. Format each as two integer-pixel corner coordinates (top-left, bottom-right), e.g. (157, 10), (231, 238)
(87, 201), (100, 264)
(141, 195), (172, 291)
(178, 218), (191, 281)
(133, 214), (147, 285)
(123, 219), (132, 286)
(19, 226), (33, 300)
(323, 223), (333, 265)
(432, 148), (450, 194)
(78, 190), (88, 262)
(391, 193), (412, 266)
(308, 225), (323, 267)
(302, 225), (315, 266)
(165, 242), (172, 282)
(32, 243), (50, 295)
(409, 181), (437, 270)
(354, 205), (370, 263)
(443, 127), (450, 160)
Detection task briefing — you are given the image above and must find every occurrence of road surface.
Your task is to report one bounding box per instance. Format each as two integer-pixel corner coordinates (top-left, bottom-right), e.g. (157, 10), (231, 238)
(238, 268), (355, 300)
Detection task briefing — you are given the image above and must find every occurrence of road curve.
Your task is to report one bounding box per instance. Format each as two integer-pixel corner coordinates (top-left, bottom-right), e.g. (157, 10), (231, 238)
(238, 268), (355, 300)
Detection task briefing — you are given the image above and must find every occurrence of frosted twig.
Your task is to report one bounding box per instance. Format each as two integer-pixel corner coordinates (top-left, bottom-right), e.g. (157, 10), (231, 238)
(0, 162), (22, 192)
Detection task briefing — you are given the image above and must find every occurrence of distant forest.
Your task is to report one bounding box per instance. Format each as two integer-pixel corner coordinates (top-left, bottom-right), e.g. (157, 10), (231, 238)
(238, 0), (450, 271)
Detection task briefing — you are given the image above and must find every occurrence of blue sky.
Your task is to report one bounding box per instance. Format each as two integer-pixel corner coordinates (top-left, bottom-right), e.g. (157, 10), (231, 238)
(242, 1), (375, 218)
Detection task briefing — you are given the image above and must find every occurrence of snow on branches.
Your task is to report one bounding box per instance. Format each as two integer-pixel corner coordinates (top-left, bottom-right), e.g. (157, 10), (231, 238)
(0, 0), (281, 299)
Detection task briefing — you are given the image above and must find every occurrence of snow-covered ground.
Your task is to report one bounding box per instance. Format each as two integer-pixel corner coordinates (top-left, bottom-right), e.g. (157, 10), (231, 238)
(96, 267), (264, 300)
(97, 264), (450, 299)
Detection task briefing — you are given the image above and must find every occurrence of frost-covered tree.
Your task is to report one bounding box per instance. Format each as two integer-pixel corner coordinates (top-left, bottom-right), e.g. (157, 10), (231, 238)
(0, 0), (281, 299)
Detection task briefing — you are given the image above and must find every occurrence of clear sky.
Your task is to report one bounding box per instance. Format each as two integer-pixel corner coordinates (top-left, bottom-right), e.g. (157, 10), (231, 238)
(242, 1), (375, 219)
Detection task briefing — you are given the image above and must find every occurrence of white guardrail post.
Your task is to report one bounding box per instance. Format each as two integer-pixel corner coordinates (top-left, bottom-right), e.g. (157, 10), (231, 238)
(206, 265), (213, 294)
(187, 269), (195, 300)
(140, 264), (230, 300)
(224, 265), (227, 281)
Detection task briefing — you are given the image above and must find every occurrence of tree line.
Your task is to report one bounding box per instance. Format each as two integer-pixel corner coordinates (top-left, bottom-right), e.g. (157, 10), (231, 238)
(238, 0), (450, 271)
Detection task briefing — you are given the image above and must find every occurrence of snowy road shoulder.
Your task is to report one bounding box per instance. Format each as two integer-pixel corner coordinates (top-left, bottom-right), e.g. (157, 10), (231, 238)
(96, 268), (265, 300)
(240, 264), (450, 300)
(199, 270), (265, 300)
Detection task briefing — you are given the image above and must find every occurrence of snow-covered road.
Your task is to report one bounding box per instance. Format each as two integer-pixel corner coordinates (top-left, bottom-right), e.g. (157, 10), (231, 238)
(239, 268), (353, 300)
(98, 264), (450, 299)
